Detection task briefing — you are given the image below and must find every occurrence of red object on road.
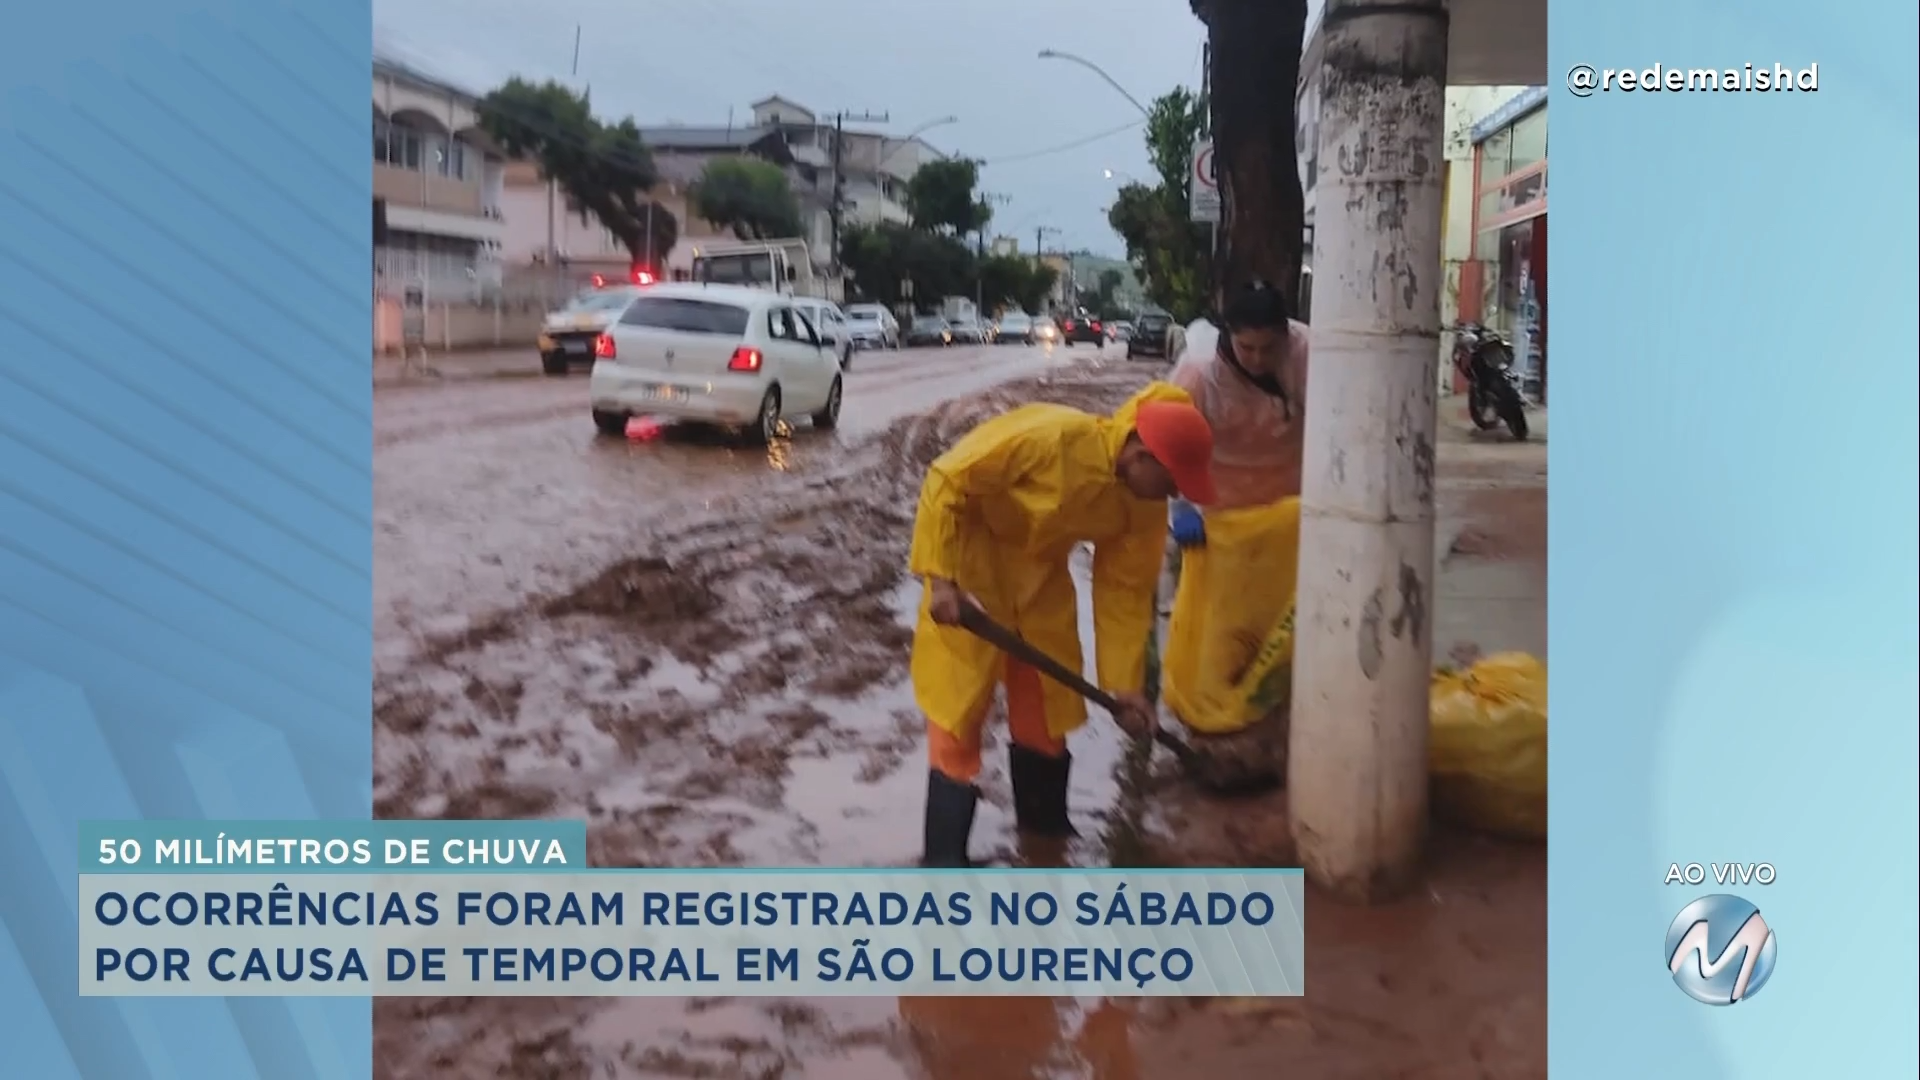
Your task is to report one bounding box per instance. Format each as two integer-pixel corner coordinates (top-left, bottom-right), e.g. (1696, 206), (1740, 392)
(625, 416), (663, 440)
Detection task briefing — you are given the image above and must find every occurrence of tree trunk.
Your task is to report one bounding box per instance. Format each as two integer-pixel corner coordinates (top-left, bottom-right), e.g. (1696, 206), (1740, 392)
(1195, 0), (1310, 313)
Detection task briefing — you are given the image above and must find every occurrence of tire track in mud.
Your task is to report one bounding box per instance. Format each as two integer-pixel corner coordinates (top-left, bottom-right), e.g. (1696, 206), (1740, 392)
(370, 360), (1154, 1079)
(371, 361), (1150, 850)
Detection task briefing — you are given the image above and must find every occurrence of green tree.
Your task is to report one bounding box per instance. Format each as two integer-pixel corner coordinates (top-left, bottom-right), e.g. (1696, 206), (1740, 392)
(1191, 0), (1311, 309)
(976, 253), (1061, 314)
(1106, 87), (1215, 322)
(1016, 260), (1060, 314)
(840, 222), (975, 309)
(1072, 268), (1132, 321)
(904, 158), (992, 235)
(688, 157), (804, 240)
(477, 78), (675, 266)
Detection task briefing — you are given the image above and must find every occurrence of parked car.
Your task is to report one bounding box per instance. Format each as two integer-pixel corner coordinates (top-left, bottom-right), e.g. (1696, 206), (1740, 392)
(1059, 312), (1106, 347)
(843, 303), (900, 351)
(948, 316), (989, 345)
(538, 284), (646, 375)
(588, 283), (843, 445)
(790, 296), (855, 371)
(1126, 311), (1176, 360)
(906, 315), (954, 347)
(995, 311), (1036, 345)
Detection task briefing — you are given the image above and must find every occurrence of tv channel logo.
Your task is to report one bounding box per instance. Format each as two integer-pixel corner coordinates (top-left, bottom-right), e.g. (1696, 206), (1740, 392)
(1665, 894), (1777, 1005)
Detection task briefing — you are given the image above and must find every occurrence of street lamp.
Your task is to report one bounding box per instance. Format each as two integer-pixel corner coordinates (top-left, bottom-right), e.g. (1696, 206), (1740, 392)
(879, 115), (959, 171)
(1037, 49), (1151, 117)
(1103, 168), (1139, 184)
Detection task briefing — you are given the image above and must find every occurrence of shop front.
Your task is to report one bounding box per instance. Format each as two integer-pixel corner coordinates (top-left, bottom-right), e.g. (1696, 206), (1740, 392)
(1458, 88), (1548, 402)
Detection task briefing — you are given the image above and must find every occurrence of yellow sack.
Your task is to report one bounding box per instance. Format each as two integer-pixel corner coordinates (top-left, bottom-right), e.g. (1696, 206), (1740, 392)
(1162, 499), (1301, 735)
(1427, 652), (1548, 840)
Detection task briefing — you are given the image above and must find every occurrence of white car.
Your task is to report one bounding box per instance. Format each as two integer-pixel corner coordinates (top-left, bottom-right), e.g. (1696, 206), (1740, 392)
(789, 296), (856, 371)
(588, 283), (844, 444)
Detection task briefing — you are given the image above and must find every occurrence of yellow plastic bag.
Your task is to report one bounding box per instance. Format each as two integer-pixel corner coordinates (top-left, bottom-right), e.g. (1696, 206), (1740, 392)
(1427, 652), (1547, 840)
(1162, 499), (1301, 735)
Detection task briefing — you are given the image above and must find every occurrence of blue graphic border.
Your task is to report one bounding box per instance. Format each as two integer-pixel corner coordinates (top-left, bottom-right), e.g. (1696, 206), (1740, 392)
(1, 2), (372, 1077)
(1550, 0), (1918, 1077)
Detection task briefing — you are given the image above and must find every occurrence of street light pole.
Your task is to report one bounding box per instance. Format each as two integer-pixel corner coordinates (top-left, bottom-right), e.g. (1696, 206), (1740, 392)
(877, 115), (959, 194)
(1290, 0), (1450, 904)
(1037, 49), (1153, 117)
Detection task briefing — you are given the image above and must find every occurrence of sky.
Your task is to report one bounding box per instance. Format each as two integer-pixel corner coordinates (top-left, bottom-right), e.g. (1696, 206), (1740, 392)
(373, 0), (1216, 256)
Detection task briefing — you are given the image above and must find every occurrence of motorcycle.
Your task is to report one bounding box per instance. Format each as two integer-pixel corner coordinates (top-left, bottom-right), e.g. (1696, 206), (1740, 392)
(1451, 322), (1529, 440)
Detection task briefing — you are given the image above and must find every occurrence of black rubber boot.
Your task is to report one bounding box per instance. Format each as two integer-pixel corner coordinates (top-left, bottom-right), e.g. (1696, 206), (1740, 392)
(920, 769), (980, 868)
(1009, 745), (1077, 838)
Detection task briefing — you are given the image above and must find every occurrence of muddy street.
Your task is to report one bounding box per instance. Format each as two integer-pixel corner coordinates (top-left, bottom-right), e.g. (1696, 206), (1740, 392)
(372, 345), (1547, 1079)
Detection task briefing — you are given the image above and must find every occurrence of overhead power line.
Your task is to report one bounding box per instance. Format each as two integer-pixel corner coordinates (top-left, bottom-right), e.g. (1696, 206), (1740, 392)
(977, 119), (1148, 166)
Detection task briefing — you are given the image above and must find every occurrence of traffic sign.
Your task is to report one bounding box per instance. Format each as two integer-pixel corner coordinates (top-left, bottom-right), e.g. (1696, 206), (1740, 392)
(1190, 140), (1220, 223)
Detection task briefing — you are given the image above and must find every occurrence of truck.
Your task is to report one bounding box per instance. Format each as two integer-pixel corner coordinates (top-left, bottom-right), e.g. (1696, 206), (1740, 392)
(690, 239), (844, 304)
(939, 295), (978, 324)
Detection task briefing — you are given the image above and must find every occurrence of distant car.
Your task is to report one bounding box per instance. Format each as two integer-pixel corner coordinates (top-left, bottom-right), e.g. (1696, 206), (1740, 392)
(1034, 317), (1060, 344)
(1059, 313), (1106, 347)
(1108, 320), (1135, 343)
(790, 296), (855, 371)
(843, 303), (900, 351)
(1126, 311), (1175, 360)
(948, 316), (989, 345)
(995, 311), (1036, 345)
(538, 284), (647, 375)
(906, 315), (954, 347)
(588, 283), (844, 445)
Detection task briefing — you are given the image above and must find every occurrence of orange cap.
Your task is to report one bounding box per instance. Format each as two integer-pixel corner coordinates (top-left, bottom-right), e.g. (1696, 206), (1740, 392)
(1133, 400), (1218, 505)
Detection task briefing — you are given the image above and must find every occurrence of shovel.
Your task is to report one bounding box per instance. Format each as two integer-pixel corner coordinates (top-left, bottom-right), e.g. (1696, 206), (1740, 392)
(955, 604), (1197, 768)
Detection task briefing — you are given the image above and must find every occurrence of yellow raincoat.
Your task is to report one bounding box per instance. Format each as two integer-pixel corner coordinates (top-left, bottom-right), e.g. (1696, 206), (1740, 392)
(908, 383), (1189, 740)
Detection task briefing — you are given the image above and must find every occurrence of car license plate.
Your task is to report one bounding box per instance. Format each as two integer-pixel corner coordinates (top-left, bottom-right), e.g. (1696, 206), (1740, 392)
(563, 340), (588, 354)
(641, 384), (687, 403)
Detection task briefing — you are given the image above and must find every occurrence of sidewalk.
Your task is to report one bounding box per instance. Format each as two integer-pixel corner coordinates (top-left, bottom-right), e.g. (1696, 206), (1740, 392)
(1434, 395), (1547, 661)
(373, 347), (544, 388)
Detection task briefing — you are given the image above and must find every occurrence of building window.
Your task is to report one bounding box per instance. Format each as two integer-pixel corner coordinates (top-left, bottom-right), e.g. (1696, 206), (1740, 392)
(373, 116), (392, 163)
(1509, 111), (1546, 176)
(1480, 128), (1512, 184)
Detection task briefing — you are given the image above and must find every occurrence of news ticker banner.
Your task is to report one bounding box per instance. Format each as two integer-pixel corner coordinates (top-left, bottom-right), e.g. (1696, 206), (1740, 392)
(78, 820), (1305, 998)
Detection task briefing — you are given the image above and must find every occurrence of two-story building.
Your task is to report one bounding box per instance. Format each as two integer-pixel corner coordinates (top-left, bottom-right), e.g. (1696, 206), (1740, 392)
(372, 56), (508, 302)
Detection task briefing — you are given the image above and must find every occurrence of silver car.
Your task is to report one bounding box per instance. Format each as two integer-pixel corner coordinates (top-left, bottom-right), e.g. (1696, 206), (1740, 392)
(789, 297), (855, 371)
(994, 311), (1036, 345)
(843, 303), (900, 352)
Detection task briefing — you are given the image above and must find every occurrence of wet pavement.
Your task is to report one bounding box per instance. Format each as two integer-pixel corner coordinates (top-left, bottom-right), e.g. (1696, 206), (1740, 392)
(372, 345), (1547, 1079)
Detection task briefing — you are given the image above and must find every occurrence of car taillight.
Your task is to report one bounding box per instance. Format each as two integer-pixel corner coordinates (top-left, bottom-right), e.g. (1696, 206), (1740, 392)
(1064, 319), (1075, 330)
(593, 333), (616, 359)
(590, 273), (607, 287)
(728, 346), (763, 372)
(1092, 321), (1102, 332)
(632, 268), (656, 285)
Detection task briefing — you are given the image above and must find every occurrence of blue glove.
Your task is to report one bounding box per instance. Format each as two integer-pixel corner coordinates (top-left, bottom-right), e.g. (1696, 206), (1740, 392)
(1170, 501), (1206, 548)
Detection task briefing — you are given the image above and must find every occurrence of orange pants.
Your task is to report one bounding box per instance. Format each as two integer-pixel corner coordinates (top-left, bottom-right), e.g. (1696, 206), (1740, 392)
(927, 659), (1067, 783)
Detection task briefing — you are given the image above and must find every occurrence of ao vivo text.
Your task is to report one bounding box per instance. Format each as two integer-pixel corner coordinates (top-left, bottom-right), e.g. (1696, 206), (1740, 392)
(1663, 862), (1776, 886)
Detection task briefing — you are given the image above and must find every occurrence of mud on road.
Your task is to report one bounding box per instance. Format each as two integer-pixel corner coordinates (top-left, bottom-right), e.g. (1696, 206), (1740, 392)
(371, 358), (1546, 1079)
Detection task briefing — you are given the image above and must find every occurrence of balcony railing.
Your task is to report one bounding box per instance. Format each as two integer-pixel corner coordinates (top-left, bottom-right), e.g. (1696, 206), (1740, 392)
(374, 162), (484, 216)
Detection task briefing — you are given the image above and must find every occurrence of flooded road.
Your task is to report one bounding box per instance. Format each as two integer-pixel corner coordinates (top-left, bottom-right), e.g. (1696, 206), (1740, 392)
(372, 343), (1546, 1079)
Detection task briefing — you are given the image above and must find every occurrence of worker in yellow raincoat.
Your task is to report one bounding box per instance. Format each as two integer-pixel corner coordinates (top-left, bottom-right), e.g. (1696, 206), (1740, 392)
(908, 383), (1218, 867)
(1162, 280), (1311, 792)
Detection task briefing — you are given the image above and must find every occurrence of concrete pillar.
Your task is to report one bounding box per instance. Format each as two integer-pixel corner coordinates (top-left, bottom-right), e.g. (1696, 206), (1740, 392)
(1289, 0), (1449, 903)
